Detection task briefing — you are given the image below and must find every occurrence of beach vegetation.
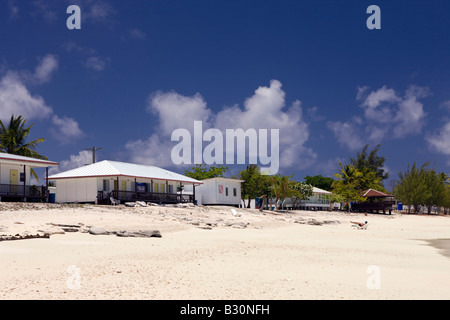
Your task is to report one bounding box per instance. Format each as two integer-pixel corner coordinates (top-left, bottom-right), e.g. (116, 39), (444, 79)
(331, 144), (387, 211)
(184, 164), (228, 180)
(0, 114), (47, 182)
(238, 164), (269, 208)
(303, 174), (334, 191)
(394, 162), (450, 214)
(349, 144), (389, 183)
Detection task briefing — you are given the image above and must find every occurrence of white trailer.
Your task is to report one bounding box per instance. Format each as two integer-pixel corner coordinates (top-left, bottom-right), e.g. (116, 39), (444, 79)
(194, 177), (243, 207)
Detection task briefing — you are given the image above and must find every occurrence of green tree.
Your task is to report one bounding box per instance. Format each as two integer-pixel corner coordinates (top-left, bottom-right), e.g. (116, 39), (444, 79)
(184, 164), (228, 180)
(289, 181), (314, 209)
(303, 175), (334, 191)
(0, 115), (47, 181)
(238, 164), (268, 208)
(329, 193), (345, 211)
(422, 169), (447, 214)
(332, 162), (369, 211)
(274, 175), (293, 210)
(393, 161), (449, 214)
(394, 162), (426, 213)
(350, 144), (389, 183)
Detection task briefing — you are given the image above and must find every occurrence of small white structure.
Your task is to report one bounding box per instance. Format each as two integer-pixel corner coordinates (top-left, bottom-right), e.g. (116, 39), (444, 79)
(48, 160), (202, 204)
(0, 152), (58, 202)
(192, 177), (243, 207)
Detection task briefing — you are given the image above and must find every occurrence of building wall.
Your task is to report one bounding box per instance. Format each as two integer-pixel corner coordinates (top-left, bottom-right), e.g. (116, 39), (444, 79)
(96, 177), (182, 193)
(0, 162), (32, 185)
(196, 178), (242, 206)
(55, 176), (186, 203)
(55, 177), (97, 203)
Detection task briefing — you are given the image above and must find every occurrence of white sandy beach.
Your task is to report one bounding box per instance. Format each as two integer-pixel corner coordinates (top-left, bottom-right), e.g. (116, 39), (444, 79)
(0, 202), (449, 300)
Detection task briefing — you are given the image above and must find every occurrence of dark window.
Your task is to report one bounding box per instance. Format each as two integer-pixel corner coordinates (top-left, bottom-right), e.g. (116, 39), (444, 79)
(103, 179), (110, 191)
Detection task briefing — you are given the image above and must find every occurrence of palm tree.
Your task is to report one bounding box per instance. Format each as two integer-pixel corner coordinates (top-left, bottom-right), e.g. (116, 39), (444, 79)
(332, 162), (367, 211)
(0, 115), (47, 181)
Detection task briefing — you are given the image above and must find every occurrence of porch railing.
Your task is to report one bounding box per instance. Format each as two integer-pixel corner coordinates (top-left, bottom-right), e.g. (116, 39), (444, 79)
(352, 200), (395, 212)
(97, 190), (194, 205)
(0, 184), (48, 198)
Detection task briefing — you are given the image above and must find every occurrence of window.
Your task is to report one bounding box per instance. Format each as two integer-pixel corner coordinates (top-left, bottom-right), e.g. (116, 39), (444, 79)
(225, 187), (229, 196)
(103, 179), (110, 191)
(160, 183), (165, 193)
(168, 185), (174, 194)
(233, 188), (237, 197)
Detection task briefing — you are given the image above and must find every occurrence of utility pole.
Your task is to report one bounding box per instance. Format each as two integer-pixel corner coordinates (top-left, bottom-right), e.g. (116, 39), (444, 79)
(84, 147), (103, 164)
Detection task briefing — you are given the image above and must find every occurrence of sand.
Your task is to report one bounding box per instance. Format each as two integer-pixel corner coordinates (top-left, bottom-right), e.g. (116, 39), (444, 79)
(0, 202), (449, 300)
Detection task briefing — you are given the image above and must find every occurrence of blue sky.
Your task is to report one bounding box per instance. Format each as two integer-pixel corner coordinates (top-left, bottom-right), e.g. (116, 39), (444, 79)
(1, 0), (450, 188)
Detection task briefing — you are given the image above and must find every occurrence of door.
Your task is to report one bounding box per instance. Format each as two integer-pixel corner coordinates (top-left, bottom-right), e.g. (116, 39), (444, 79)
(113, 179), (118, 198)
(121, 180), (127, 199)
(10, 169), (18, 194)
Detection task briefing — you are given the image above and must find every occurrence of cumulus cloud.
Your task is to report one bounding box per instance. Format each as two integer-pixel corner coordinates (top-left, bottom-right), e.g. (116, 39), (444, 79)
(49, 150), (92, 175)
(0, 72), (53, 121)
(125, 80), (316, 173)
(329, 85), (430, 149)
(327, 120), (365, 151)
(0, 55), (84, 144)
(125, 135), (174, 168)
(148, 91), (212, 135)
(125, 90), (212, 168)
(84, 0), (115, 22)
(214, 80), (315, 169)
(426, 112), (450, 160)
(50, 115), (85, 144)
(34, 54), (59, 83)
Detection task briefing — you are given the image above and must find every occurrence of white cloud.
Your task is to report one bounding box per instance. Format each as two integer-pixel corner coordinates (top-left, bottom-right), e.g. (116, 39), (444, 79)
(84, 56), (110, 71)
(126, 80), (316, 172)
(327, 120), (365, 151)
(426, 122), (450, 157)
(393, 85), (430, 137)
(125, 91), (212, 167)
(0, 55), (84, 144)
(50, 115), (84, 144)
(49, 150), (92, 175)
(0, 71), (53, 121)
(148, 91), (212, 136)
(69, 0), (115, 23)
(359, 85), (429, 138)
(34, 54), (59, 83)
(214, 80), (316, 169)
(330, 85), (430, 150)
(125, 134), (174, 168)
